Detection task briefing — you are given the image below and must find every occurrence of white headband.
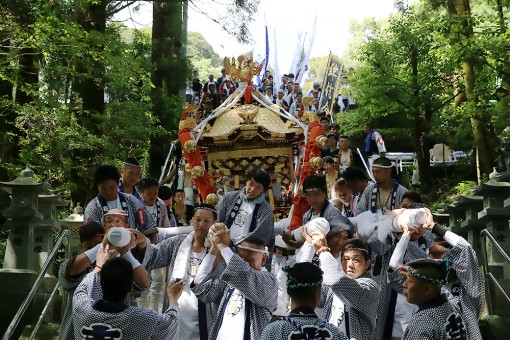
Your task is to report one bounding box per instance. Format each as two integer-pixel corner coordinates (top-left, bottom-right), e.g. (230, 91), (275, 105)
(371, 163), (393, 169)
(123, 161), (141, 167)
(237, 244), (269, 255)
(303, 187), (323, 193)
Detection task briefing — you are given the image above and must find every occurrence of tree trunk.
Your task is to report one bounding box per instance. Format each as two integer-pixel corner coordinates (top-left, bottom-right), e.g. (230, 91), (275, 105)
(0, 1), (39, 179)
(150, 0), (187, 178)
(72, 0), (107, 133)
(0, 33), (16, 183)
(495, 0), (505, 33)
(410, 117), (432, 188)
(16, 49), (39, 105)
(448, 0), (494, 179)
(70, 0), (107, 204)
(408, 45), (432, 187)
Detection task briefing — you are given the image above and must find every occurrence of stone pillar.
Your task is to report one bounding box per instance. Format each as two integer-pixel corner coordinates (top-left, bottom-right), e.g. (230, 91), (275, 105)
(35, 189), (67, 274)
(445, 201), (465, 235)
(59, 203), (85, 258)
(455, 196), (484, 261)
(474, 180), (510, 317)
(433, 203), (450, 228)
(475, 181), (510, 262)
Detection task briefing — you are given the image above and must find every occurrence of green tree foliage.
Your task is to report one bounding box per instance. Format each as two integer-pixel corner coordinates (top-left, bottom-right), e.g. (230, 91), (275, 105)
(123, 28), (223, 85)
(0, 2), (164, 204)
(188, 31), (222, 67)
(349, 8), (461, 185)
(148, 0), (260, 177)
(188, 31), (223, 82)
(343, 0), (510, 185)
(0, 0), (261, 205)
(302, 55), (342, 94)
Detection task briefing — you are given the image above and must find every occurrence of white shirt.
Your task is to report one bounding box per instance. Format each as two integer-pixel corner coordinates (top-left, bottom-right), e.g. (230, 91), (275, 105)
(275, 98), (287, 108)
(329, 294), (347, 334)
(178, 250), (207, 339)
(229, 201), (255, 240)
(273, 255), (290, 316)
(145, 204), (157, 222)
(106, 197), (121, 209)
(216, 288), (246, 340)
(284, 93), (295, 106)
(392, 293), (416, 336)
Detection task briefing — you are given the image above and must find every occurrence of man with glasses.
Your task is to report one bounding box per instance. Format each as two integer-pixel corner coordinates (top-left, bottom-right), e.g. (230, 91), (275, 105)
(102, 208), (129, 230)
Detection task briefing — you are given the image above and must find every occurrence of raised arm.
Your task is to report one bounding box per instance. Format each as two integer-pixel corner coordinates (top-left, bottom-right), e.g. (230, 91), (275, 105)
(66, 244), (100, 277)
(388, 233), (411, 272)
(72, 246), (110, 313)
(212, 222), (277, 311)
(191, 238), (228, 304)
(191, 261), (227, 305)
(432, 223), (484, 314)
(141, 234), (184, 271)
(329, 274), (379, 315)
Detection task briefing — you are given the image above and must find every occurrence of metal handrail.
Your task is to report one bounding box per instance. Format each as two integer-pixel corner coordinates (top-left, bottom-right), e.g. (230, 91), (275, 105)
(159, 143), (176, 182)
(2, 229), (70, 340)
(480, 228), (510, 315)
(61, 229), (73, 320)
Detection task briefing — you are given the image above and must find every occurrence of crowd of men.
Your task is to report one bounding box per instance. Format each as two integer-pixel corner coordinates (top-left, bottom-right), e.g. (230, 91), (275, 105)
(189, 68), (355, 124)
(57, 136), (484, 339)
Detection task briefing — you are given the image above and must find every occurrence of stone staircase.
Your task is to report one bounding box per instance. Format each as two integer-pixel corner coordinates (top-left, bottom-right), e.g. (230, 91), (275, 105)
(19, 323), (60, 340)
(433, 170), (510, 339)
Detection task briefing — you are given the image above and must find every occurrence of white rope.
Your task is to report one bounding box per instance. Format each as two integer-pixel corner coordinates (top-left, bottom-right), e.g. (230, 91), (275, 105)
(192, 84), (247, 142)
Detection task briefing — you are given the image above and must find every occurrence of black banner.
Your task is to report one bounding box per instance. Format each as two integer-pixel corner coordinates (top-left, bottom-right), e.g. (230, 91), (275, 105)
(319, 54), (343, 115)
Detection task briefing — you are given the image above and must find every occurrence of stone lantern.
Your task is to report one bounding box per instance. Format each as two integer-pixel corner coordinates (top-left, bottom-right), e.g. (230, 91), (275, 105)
(59, 203), (85, 258)
(0, 165), (44, 270)
(0, 165), (56, 336)
(34, 184), (68, 273)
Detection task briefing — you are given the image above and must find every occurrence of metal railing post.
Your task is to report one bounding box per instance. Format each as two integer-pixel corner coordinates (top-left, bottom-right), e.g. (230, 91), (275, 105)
(480, 229), (510, 315)
(2, 229), (70, 340)
(159, 143), (176, 183)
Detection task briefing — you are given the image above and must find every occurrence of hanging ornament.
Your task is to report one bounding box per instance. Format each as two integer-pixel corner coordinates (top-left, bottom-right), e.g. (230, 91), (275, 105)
(315, 135), (328, 149)
(206, 193), (219, 205)
(191, 166), (205, 178)
(309, 157), (324, 168)
(184, 140), (197, 152)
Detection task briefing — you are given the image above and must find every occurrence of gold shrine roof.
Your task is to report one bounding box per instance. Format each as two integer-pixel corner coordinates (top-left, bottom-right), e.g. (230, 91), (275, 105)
(200, 105), (303, 145)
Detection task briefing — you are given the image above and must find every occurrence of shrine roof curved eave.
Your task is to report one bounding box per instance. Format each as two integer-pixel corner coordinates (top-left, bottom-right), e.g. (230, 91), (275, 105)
(198, 132), (304, 147)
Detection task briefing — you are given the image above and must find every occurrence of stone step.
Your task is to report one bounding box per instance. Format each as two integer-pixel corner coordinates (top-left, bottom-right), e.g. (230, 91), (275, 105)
(488, 277), (510, 318)
(480, 315), (510, 340)
(20, 322), (60, 339)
